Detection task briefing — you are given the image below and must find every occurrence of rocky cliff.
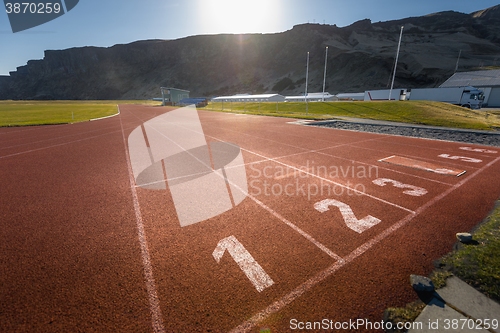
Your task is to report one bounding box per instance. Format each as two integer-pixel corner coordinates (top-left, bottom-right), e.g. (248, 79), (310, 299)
(2, 5), (500, 100)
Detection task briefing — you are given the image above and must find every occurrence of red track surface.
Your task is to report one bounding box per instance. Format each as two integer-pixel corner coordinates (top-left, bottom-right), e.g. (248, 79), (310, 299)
(1, 105), (499, 333)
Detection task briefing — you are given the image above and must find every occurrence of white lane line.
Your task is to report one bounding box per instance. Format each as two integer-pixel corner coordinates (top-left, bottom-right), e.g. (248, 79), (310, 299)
(0, 127), (126, 159)
(0, 106), (121, 150)
(351, 143), (482, 170)
(143, 115), (343, 261)
(119, 109), (166, 333)
(201, 110), (453, 195)
(240, 148), (415, 214)
(374, 135), (498, 155)
(245, 189), (344, 262)
(230, 155), (500, 333)
(197, 109), (384, 157)
(217, 139), (455, 187)
(164, 112), (414, 256)
(89, 106), (120, 121)
(0, 125), (41, 136)
(311, 150), (455, 186)
(257, 147), (455, 186)
(189, 133), (418, 213)
(198, 110), (454, 186)
(141, 110), (343, 261)
(0, 122), (124, 151)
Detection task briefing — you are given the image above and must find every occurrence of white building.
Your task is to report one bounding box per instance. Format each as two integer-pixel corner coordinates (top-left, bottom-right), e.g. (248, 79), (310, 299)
(336, 92), (365, 101)
(285, 92), (337, 102)
(440, 70), (500, 107)
(212, 94), (285, 102)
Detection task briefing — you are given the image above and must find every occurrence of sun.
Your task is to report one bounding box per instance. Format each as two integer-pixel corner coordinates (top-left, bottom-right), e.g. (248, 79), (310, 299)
(197, 0), (284, 34)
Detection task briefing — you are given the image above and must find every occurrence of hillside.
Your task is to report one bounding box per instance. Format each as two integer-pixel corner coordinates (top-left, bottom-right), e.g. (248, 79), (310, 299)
(2, 5), (500, 100)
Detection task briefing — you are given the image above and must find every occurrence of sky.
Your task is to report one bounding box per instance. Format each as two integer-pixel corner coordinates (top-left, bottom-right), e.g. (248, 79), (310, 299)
(1, 0), (499, 75)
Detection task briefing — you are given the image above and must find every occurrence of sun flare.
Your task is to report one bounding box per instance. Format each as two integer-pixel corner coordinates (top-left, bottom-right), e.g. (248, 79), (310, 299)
(198, 0), (284, 34)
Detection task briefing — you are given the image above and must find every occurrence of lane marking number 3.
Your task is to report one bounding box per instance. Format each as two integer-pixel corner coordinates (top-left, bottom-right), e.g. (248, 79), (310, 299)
(372, 178), (428, 197)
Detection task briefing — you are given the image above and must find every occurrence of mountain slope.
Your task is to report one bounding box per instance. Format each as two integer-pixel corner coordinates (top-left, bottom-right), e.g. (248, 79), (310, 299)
(2, 5), (500, 100)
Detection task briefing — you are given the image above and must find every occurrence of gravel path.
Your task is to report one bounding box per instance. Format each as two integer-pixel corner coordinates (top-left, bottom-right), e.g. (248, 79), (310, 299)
(311, 120), (500, 147)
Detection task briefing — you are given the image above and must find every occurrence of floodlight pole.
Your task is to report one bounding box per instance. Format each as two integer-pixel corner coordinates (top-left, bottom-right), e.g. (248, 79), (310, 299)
(389, 26), (404, 101)
(455, 49), (462, 73)
(305, 51), (310, 114)
(322, 46), (328, 101)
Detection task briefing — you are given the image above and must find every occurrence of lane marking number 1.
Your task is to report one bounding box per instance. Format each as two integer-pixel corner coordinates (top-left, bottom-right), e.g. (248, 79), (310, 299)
(213, 236), (274, 292)
(314, 199), (381, 233)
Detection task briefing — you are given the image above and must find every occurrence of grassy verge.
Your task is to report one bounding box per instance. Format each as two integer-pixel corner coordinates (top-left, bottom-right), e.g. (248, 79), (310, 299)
(3, 100), (498, 130)
(205, 101), (500, 131)
(384, 200), (500, 332)
(438, 200), (500, 300)
(0, 100), (161, 127)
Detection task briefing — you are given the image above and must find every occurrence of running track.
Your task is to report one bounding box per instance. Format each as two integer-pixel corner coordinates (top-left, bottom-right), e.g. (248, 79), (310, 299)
(1, 105), (499, 332)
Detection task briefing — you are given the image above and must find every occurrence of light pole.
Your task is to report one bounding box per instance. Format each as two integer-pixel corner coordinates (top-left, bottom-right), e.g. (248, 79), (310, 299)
(305, 51), (310, 114)
(389, 26), (404, 101)
(455, 49), (462, 73)
(322, 46), (328, 101)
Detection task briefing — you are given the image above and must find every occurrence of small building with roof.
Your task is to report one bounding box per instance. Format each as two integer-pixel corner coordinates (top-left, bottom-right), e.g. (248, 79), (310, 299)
(440, 70), (500, 107)
(160, 87), (190, 106)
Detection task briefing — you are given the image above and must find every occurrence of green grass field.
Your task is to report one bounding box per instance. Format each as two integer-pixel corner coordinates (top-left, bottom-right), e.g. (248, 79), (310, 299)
(0, 100), (160, 127)
(438, 201), (500, 301)
(1, 100), (499, 130)
(207, 100), (500, 131)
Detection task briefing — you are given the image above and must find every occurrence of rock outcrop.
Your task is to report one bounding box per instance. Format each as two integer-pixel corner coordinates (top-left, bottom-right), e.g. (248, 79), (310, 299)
(2, 5), (500, 100)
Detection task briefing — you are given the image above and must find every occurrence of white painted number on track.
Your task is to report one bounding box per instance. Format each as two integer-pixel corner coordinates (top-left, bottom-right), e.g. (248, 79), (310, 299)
(459, 147), (497, 154)
(314, 199), (381, 234)
(372, 178), (428, 197)
(438, 154), (482, 163)
(213, 236), (274, 293)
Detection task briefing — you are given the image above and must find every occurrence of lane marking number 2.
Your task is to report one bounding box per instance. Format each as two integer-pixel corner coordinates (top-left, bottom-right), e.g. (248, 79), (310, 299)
(213, 236), (274, 292)
(314, 199), (381, 234)
(372, 178), (428, 197)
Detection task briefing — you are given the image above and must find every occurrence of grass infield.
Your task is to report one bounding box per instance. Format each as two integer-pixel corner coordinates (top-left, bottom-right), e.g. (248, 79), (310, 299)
(207, 100), (500, 131)
(2, 100), (499, 130)
(0, 100), (161, 127)
(437, 200), (500, 301)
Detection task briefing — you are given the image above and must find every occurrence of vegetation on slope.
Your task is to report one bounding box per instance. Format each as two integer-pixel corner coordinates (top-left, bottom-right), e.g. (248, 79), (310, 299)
(207, 100), (500, 131)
